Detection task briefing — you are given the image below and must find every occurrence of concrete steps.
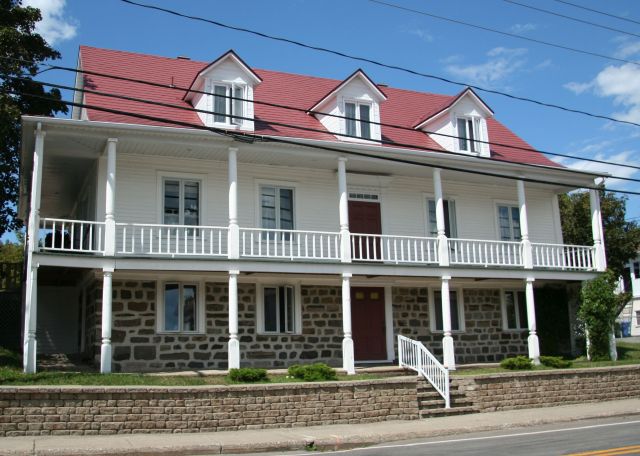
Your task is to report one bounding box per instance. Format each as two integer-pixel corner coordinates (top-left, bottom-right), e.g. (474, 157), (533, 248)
(417, 377), (477, 418)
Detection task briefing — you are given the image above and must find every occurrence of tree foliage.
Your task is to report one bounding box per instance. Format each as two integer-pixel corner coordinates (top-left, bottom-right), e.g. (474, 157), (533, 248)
(0, 0), (68, 237)
(0, 230), (24, 262)
(559, 190), (640, 278)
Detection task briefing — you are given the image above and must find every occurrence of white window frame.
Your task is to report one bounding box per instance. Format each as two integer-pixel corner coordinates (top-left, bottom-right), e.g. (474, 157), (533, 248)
(343, 99), (374, 140)
(157, 171), (207, 226)
(501, 289), (528, 331)
(211, 81), (246, 127)
(429, 288), (465, 333)
(258, 184), (296, 231)
(161, 177), (202, 226)
(426, 197), (458, 238)
(256, 283), (302, 335)
(455, 115), (481, 154)
(495, 202), (521, 241)
(156, 281), (205, 334)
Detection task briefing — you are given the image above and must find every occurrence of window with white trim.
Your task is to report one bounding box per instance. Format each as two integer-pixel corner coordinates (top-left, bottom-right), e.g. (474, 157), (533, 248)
(427, 199), (457, 237)
(497, 205), (521, 241)
(163, 178), (200, 226)
(212, 83), (245, 126)
(636, 311), (640, 327)
(456, 116), (480, 153)
(159, 283), (200, 333)
(344, 101), (372, 139)
(430, 289), (464, 332)
(258, 285), (300, 334)
(260, 185), (294, 238)
(502, 290), (528, 330)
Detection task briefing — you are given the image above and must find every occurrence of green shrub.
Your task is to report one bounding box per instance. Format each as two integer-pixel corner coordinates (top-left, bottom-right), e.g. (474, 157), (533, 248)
(539, 356), (572, 369)
(0, 347), (21, 368)
(287, 363), (337, 382)
(227, 367), (268, 383)
(500, 356), (533, 370)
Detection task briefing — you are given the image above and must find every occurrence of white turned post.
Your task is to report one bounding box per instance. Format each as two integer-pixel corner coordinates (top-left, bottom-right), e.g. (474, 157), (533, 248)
(23, 124), (45, 374)
(228, 147), (240, 260)
(589, 189), (606, 271)
(341, 273), (355, 374)
(100, 269), (113, 374)
(228, 270), (240, 369)
(525, 277), (540, 365)
(433, 168), (449, 267)
(517, 180), (533, 269)
(104, 139), (117, 256)
(338, 157), (351, 263)
(609, 323), (618, 361)
(440, 276), (455, 370)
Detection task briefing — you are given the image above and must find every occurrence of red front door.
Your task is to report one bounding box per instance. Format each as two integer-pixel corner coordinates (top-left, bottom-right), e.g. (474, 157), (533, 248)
(349, 201), (382, 260)
(351, 287), (387, 361)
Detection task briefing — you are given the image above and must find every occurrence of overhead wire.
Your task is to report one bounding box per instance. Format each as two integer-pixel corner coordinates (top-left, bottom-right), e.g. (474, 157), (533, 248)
(551, 0), (640, 27)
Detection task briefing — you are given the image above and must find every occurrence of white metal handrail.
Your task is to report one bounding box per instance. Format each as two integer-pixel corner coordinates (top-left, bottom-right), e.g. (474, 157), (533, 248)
(39, 218), (105, 253)
(531, 242), (595, 271)
(351, 233), (439, 264)
(398, 335), (450, 409)
(449, 238), (523, 267)
(239, 227), (340, 260)
(116, 223), (227, 256)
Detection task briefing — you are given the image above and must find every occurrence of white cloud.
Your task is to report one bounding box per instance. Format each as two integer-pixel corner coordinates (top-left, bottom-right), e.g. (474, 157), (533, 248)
(564, 81), (593, 95)
(558, 150), (640, 189)
(509, 23), (537, 34)
(444, 47), (528, 87)
(407, 28), (434, 43)
(22, 0), (77, 45)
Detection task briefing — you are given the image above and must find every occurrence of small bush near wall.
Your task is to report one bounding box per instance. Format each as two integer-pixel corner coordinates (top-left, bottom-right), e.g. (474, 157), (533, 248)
(500, 356), (533, 370)
(228, 368), (268, 383)
(288, 363), (337, 381)
(540, 356), (572, 369)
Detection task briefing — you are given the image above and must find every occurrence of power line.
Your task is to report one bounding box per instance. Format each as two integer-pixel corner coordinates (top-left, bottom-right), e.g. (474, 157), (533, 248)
(504, 0), (640, 39)
(12, 87), (640, 196)
(551, 0), (640, 27)
(116, 0), (640, 129)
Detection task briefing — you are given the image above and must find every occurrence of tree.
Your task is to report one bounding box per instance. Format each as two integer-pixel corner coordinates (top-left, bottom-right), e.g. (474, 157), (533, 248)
(559, 190), (640, 278)
(0, 0), (68, 237)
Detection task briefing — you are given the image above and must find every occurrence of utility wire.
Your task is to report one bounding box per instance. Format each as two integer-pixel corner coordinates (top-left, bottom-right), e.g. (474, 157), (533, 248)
(12, 88), (640, 196)
(504, 0), (640, 39)
(117, 0), (640, 129)
(551, 0), (640, 27)
(16, 73), (640, 184)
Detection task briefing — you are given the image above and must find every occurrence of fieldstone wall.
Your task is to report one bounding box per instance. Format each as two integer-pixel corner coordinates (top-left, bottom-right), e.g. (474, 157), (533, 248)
(455, 365), (640, 411)
(0, 377), (418, 437)
(393, 288), (528, 363)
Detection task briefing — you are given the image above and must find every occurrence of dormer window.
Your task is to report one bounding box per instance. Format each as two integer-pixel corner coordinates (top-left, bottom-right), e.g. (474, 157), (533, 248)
(456, 116), (480, 153)
(345, 101), (372, 139)
(213, 84), (245, 125)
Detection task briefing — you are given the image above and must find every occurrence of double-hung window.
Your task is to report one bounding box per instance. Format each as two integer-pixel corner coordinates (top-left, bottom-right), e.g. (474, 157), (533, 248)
(503, 290), (527, 330)
(213, 84), (244, 125)
(497, 205), (521, 241)
(260, 185), (294, 239)
(344, 101), (372, 139)
(432, 289), (464, 332)
(427, 199), (457, 238)
(260, 285), (297, 334)
(457, 117), (479, 153)
(161, 283), (199, 332)
(163, 178), (200, 227)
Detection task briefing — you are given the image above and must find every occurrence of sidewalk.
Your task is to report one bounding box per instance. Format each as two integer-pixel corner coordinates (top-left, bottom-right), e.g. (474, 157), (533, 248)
(2, 399), (639, 455)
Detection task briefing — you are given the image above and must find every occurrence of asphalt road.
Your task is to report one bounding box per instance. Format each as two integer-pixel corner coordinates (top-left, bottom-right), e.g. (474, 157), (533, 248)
(239, 416), (640, 456)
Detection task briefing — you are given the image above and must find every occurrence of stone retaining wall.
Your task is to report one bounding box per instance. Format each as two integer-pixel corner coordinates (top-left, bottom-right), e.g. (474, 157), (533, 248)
(455, 365), (640, 411)
(0, 378), (418, 437)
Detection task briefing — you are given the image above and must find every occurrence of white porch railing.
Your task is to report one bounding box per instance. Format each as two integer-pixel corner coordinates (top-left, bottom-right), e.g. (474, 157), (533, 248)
(239, 228), (340, 260)
(532, 243), (595, 270)
(351, 233), (439, 264)
(449, 238), (523, 267)
(398, 335), (450, 409)
(116, 223), (228, 256)
(39, 218), (105, 253)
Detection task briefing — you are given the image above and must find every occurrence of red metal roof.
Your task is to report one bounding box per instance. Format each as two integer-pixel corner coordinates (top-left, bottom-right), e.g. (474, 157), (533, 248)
(79, 46), (560, 168)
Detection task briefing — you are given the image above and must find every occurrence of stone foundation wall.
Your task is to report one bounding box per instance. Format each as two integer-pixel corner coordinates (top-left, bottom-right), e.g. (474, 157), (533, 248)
(0, 378), (418, 437)
(456, 365), (640, 411)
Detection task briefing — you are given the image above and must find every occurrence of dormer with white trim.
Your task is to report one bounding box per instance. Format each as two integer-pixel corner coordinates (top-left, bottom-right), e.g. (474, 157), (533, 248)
(308, 69), (387, 143)
(414, 88), (493, 157)
(184, 50), (261, 131)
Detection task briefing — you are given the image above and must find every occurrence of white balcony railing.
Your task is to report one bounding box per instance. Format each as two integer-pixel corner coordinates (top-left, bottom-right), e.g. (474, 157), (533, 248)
(351, 233), (439, 264)
(449, 238), (523, 267)
(532, 243), (595, 270)
(39, 218), (105, 253)
(117, 223), (227, 257)
(239, 228), (340, 260)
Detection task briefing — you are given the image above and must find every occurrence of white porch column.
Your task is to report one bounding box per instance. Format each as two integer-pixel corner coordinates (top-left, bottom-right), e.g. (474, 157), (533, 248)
(104, 139), (117, 256)
(228, 147), (240, 260)
(433, 168), (449, 267)
(341, 273), (355, 374)
(338, 157), (351, 263)
(589, 189), (607, 271)
(228, 270), (240, 369)
(440, 276), (455, 370)
(23, 124), (45, 374)
(517, 180), (533, 269)
(525, 277), (540, 365)
(100, 269), (114, 374)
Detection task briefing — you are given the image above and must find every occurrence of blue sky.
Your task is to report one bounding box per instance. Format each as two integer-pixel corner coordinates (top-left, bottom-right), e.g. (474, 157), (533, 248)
(18, 0), (640, 227)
